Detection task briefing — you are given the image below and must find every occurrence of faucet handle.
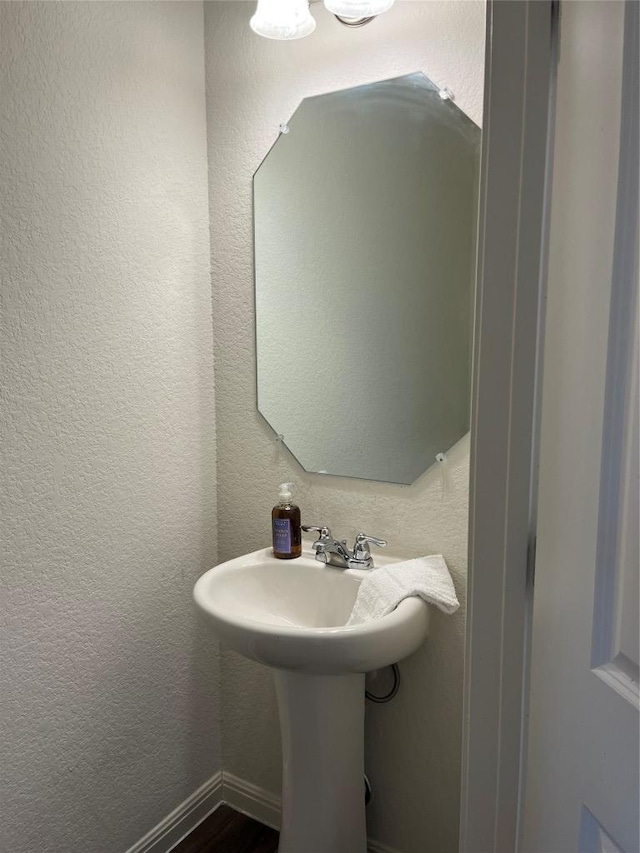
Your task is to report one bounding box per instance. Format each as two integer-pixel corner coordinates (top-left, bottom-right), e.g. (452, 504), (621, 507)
(352, 532), (387, 561)
(302, 524), (331, 539)
(302, 525), (333, 559)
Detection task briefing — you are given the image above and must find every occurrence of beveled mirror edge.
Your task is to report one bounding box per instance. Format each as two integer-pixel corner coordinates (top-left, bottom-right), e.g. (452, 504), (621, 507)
(252, 70), (480, 485)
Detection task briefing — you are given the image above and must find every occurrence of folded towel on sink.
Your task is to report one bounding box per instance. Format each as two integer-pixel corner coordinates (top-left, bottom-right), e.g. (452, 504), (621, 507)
(347, 555), (459, 625)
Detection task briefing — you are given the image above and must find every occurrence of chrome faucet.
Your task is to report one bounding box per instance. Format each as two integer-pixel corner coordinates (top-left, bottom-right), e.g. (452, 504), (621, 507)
(302, 525), (387, 570)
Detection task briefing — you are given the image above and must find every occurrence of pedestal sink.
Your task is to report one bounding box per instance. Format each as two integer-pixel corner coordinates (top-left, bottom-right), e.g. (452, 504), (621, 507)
(193, 546), (430, 853)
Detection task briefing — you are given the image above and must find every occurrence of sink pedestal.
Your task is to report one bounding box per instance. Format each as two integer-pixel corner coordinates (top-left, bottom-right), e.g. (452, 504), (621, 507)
(274, 670), (367, 853)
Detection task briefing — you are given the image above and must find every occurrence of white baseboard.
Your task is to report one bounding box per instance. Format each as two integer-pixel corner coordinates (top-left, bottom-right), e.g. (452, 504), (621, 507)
(221, 772), (402, 852)
(125, 769), (402, 853)
(221, 771), (281, 830)
(124, 771), (223, 853)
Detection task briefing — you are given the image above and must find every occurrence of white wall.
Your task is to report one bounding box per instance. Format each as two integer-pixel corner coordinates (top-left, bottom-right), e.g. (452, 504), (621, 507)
(204, 3), (484, 850)
(0, 4), (220, 852)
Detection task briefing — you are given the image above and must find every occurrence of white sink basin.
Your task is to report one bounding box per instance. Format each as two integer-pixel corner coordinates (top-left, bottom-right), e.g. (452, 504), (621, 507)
(193, 546), (429, 674)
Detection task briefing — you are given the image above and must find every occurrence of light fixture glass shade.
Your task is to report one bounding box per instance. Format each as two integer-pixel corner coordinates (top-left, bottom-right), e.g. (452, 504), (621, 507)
(323, 0), (394, 17)
(250, 0), (316, 40)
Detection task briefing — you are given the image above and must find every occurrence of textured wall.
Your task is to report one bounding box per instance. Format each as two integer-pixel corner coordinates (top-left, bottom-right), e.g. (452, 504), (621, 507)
(204, 3), (484, 851)
(0, 4), (220, 852)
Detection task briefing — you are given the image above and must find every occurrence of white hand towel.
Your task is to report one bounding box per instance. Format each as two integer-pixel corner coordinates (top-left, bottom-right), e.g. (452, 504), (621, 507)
(347, 555), (459, 625)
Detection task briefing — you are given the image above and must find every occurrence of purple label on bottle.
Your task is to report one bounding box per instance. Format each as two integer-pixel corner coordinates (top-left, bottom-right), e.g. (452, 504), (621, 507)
(273, 518), (292, 554)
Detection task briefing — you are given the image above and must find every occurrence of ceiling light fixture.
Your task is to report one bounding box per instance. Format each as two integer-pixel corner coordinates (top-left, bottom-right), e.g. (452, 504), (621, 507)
(249, 0), (394, 40)
(323, 0), (395, 20)
(250, 0), (317, 40)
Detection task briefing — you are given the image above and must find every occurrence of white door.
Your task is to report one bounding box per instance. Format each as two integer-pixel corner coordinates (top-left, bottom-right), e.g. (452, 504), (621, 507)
(521, 2), (639, 852)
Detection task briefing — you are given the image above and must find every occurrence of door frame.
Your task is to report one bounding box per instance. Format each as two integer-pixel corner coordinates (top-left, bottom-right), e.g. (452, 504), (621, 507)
(460, 2), (558, 850)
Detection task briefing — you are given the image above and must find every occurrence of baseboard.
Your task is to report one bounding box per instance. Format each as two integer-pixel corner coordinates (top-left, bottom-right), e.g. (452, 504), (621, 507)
(125, 769), (403, 853)
(221, 771), (402, 853)
(221, 771), (281, 830)
(124, 771), (223, 853)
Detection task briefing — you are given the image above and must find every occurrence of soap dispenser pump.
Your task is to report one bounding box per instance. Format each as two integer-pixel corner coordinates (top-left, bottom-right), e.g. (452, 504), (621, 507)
(272, 482), (302, 560)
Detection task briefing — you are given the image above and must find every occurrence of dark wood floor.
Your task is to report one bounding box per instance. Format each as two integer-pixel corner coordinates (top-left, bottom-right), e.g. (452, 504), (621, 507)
(173, 804), (279, 853)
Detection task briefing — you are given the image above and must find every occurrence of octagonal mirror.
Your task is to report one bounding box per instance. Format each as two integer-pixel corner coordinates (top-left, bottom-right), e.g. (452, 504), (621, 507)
(254, 72), (480, 484)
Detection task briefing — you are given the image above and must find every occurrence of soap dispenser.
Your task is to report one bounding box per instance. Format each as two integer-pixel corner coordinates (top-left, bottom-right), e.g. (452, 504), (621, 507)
(272, 482), (302, 559)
